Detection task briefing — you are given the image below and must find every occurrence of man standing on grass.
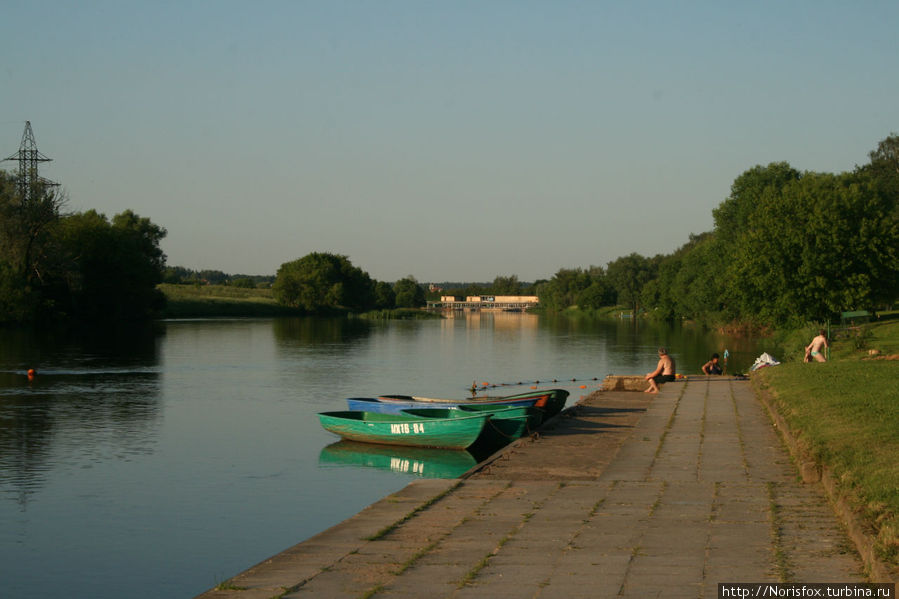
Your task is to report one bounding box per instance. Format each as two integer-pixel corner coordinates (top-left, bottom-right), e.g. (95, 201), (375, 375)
(805, 329), (829, 362)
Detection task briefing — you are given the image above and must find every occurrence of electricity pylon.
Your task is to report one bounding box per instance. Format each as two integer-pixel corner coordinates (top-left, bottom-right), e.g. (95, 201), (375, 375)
(3, 121), (59, 201)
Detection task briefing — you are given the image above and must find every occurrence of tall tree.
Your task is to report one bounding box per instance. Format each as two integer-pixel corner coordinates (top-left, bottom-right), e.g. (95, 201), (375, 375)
(606, 253), (655, 314)
(712, 162), (801, 242)
(491, 275), (522, 295)
(861, 133), (899, 219)
(726, 172), (898, 324)
(394, 276), (426, 308)
(55, 209), (167, 320)
(373, 281), (396, 309)
(0, 171), (67, 287)
(273, 252), (375, 312)
(536, 268), (593, 310)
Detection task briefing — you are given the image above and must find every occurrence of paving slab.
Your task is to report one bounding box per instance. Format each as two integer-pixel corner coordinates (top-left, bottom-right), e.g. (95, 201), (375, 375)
(197, 377), (876, 599)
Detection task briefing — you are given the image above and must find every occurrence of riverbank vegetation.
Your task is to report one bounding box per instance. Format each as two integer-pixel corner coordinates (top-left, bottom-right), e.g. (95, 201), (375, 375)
(751, 316), (899, 567)
(4, 133), (895, 330)
(537, 134), (898, 330)
(158, 283), (301, 318)
(1, 171), (166, 323)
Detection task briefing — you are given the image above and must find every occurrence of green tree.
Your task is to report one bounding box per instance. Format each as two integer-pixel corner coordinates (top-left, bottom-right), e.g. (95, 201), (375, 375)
(373, 281), (396, 309)
(713, 162), (802, 242)
(860, 133), (899, 219)
(394, 276), (426, 308)
(491, 275), (522, 295)
(577, 280), (615, 309)
(0, 171), (66, 285)
(536, 268), (593, 310)
(231, 277), (256, 288)
(273, 252), (375, 312)
(645, 233), (726, 322)
(606, 253), (655, 314)
(55, 209), (167, 320)
(0, 171), (69, 320)
(726, 172), (898, 324)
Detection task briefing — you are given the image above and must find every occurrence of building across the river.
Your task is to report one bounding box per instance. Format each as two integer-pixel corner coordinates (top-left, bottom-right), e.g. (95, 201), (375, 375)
(427, 295), (540, 311)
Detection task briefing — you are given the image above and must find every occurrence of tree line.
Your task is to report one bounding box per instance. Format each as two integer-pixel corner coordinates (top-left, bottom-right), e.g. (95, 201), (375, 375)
(536, 134), (899, 327)
(4, 133), (895, 326)
(271, 134), (896, 325)
(0, 171), (166, 323)
(270, 257), (549, 314)
(163, 266), (274, 288)
(271, 253), (430, 312)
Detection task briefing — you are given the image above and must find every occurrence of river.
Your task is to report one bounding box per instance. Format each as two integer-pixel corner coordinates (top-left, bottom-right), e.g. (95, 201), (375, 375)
(0, 313), (766, 597)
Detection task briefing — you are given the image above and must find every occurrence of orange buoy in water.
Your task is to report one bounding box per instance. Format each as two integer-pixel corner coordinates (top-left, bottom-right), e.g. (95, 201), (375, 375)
(579, 385), (587, 389)
(530, 385), (537, 389)
(27, 368), (36, 380)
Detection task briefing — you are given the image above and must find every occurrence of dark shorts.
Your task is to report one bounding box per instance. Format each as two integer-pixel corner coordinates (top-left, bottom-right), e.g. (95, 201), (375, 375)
(653, 374), (676, 385)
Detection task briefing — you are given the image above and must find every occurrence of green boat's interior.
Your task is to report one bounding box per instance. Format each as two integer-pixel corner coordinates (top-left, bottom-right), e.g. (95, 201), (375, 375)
(454, 405), (542, 417)
(321, 410), (485, 422)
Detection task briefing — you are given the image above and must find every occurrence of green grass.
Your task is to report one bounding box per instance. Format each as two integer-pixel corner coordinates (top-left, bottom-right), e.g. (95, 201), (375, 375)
(754, 315), (899, 564)
(771, 312), (899, 363)
(158, 283), (302, 318)
(159, 284), (446, 319)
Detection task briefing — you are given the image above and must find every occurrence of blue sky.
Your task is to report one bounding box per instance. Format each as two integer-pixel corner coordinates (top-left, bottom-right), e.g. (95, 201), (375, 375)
(3, 1), (896, 282)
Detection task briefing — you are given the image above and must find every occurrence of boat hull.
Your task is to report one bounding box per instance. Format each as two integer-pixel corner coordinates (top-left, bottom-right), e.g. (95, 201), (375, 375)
(402, 405), (544, 453)
(532, 389), (569, 419)
(318, 410), (488, 449)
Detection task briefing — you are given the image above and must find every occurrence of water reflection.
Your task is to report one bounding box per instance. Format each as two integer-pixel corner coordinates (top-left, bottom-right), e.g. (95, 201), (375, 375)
(0, 324), (162, 508)
(0, 313), (771, 598)
(272, 317), (373, 348)
(319, 440), (478, 478)
(538, 314), (766, 376)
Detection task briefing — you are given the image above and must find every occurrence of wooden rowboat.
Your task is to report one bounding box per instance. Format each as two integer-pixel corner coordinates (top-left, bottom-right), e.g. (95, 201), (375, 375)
(401, 405), (544, 453)
(403, 405), (542, 438)
(347, 394), (540, 414)
(317, 410), (489, 449)
(346, 389), (569, 417)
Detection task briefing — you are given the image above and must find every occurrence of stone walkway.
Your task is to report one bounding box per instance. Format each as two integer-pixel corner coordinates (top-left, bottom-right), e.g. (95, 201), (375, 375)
(197, 378), (867, 598)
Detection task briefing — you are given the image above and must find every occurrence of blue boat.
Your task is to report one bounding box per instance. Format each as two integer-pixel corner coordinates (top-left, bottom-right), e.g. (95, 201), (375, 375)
(346, 395), (538, 414)
(346, 388), (568, 418)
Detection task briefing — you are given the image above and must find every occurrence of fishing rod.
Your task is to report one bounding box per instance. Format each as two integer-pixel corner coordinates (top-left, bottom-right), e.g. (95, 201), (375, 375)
(468, 376), (610, 394)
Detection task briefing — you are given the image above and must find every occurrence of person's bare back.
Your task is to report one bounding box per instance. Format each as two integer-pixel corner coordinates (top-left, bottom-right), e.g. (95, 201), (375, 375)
(645, 347), (676, 393)
(805, 330), (829, 362)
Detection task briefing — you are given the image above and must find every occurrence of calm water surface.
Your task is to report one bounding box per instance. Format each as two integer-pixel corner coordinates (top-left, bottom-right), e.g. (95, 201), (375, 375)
(0, 313), (766, 597)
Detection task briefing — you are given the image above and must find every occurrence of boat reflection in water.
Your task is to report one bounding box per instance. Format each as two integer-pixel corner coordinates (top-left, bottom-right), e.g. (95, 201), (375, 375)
(319, 440), (488, 479)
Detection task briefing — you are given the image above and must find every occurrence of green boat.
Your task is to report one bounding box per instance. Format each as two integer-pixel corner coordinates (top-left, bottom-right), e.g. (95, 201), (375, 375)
(405, 405), (543, 436)
(532, 388), (569, 419)
(403, 405), (543, 453)
(318, 440), (478, 478)
(317, 410), (489, 449)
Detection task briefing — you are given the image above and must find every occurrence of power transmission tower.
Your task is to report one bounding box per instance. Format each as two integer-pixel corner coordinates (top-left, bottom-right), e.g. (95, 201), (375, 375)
(3, 121), (59, 201)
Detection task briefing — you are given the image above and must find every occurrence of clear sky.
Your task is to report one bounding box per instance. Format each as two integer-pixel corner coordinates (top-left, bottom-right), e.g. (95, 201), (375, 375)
(3, 1), (896, 282)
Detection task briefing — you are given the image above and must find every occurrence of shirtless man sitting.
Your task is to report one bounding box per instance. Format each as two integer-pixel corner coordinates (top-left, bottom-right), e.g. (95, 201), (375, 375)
(805, 329), (829, 362)
(645, 347), (676, 393)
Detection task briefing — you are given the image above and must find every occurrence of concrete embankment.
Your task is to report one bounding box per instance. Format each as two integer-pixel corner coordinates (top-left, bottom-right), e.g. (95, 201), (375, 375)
(197, 378), (877, 598)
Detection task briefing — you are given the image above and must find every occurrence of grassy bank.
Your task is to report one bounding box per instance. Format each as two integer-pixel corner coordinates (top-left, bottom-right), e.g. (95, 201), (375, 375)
(752, 315), (899, 568)
(158, 283), (302, 318)
(158, 285), (443, 319)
